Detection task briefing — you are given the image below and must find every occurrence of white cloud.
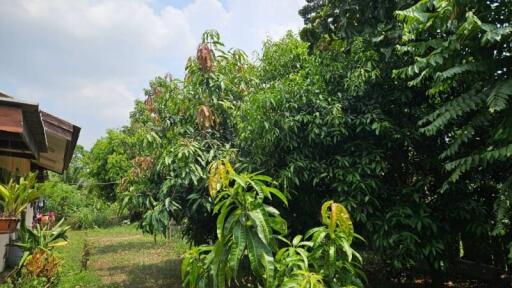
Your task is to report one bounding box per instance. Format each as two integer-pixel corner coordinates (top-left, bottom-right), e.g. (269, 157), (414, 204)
(0, 0), (305, 148)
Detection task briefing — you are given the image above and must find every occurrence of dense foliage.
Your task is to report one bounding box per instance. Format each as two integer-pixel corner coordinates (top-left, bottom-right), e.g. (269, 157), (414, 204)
(39, 177), (124, 229)
(117, 30), (255, 242)
(181, 162), (364, 287)
(297, 0), (512, 283)
(82, 0), (512, 285)
(396, 0), (512, 239)
(86, 130), (133, 202)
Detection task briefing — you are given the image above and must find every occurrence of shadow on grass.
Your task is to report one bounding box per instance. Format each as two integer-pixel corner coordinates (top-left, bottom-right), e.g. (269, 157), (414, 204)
(94, 239), (168, 255)
(88, 232), (185, 288)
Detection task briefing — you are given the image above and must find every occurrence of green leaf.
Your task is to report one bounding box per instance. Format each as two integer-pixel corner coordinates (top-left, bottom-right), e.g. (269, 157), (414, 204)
(228, 223), (246, 278)
(248, 209), (271, 244)
(263, 186), (288, 206)
(488, 79), (512, 113)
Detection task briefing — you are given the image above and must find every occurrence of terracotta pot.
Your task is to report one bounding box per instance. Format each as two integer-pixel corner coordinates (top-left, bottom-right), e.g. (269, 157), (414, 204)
(0, 217), (19, 234)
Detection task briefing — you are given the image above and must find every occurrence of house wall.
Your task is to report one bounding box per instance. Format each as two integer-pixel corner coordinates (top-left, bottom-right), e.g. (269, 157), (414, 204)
(0, 234), (9, 271)
(0, 156), (31, 175)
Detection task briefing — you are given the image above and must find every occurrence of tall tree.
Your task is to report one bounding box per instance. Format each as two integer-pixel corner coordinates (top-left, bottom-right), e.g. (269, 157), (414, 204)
(119, 31), (258, 242)
(297, 0), (512, 284)
(396, 0), (512, 268)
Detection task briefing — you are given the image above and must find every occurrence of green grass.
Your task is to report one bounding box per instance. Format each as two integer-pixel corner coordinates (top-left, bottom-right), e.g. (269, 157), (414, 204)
(57, 224), (189, 288)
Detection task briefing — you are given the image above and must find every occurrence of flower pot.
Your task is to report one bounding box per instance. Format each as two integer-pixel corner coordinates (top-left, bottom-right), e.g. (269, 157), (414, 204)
(6, 243), (23, 268)
(0, 217), (19, 234)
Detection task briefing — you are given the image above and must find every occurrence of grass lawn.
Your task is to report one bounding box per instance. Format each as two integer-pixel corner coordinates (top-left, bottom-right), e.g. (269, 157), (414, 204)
(57, 224), (189, 288)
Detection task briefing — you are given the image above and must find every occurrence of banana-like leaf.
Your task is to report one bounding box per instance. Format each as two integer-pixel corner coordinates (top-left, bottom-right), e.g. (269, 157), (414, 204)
(0, 172), (41, 217)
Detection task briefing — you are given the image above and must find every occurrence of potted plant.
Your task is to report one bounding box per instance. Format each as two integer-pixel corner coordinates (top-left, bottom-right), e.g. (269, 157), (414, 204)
(0, 173), (40, 234)
(14, 219), (70, 266)
(7, 219), (69, 284)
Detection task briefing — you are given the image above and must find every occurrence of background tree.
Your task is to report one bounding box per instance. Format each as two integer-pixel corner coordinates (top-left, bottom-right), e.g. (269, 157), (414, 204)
(239, 28), (457, 281)
(297, 1), (512, 285)
(118, 31), (258, 242)
(86, 129), (133, 202)
(395, 0), (512, 271)
(57, 145), (87, 186)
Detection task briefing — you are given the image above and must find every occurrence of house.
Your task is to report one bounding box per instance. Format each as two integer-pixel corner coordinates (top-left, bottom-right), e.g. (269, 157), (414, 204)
(0, 92), (80, 271)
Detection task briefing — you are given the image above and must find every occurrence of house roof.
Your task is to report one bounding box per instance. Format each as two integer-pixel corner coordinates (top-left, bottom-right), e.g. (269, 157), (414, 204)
(0, 92), (80, 174)
(38, 112), (81, 173)
(0, 92), (47, 156)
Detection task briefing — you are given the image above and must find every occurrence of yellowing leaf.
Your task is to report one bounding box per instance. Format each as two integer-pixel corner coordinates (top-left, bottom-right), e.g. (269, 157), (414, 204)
(321, 200), (354, 242)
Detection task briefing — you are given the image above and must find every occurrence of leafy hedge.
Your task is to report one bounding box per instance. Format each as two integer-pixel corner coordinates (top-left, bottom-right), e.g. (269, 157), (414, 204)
(39, 179), (125, 229)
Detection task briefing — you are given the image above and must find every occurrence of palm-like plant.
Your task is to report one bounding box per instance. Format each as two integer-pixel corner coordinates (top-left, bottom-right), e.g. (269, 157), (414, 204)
(0, 172), (40, 217)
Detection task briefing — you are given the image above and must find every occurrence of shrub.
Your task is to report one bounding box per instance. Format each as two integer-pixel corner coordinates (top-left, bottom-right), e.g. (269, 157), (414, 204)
(39, 180), (85, 221)
(7, 220), (71, 288)
(16, 220), (70, 264)
(181, 161), (364, 287)
(0, 172), (40, 218)
(67, 202), (122, 230)
(40, 179), (126, 229)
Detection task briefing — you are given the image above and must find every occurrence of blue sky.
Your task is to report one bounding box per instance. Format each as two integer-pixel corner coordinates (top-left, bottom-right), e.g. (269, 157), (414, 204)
(0, 0), (304, 148)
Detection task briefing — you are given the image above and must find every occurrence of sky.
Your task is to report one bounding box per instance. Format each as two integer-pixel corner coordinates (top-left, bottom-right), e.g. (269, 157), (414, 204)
(0, 0), (305, 148)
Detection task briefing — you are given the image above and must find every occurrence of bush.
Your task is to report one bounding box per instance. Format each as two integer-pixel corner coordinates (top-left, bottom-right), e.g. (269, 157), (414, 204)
(39, 179), (126, 229)
(39, 180), (85, 220)
(67, 203), (122, 229)
(181, 161), (365, 287)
